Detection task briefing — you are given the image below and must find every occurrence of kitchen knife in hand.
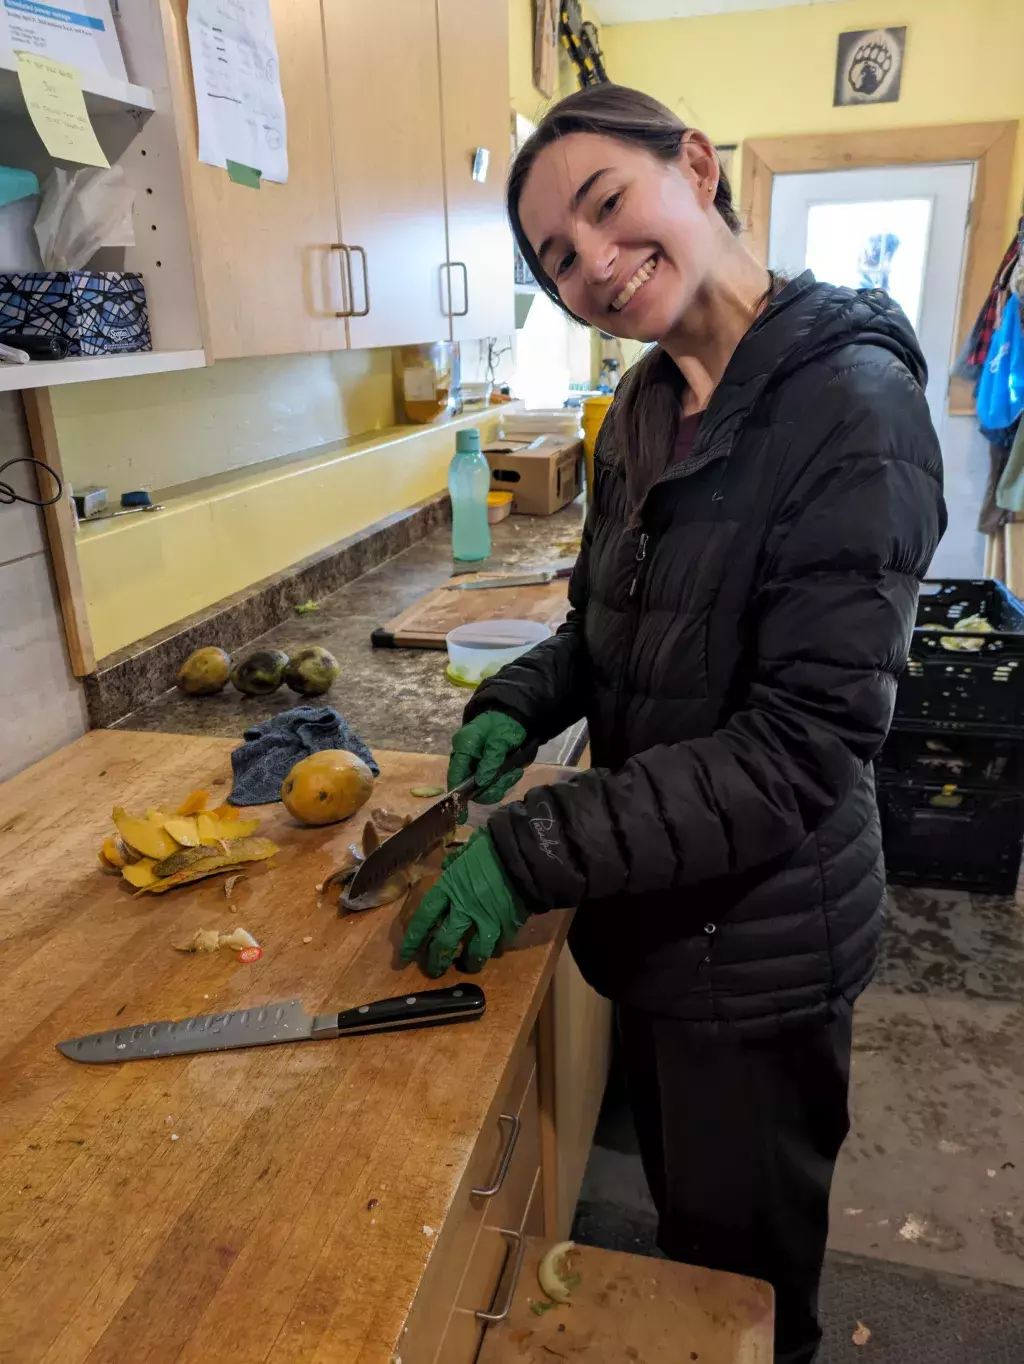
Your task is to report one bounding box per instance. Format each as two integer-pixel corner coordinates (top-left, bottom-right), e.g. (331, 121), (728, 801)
(345, 745), (533, 903)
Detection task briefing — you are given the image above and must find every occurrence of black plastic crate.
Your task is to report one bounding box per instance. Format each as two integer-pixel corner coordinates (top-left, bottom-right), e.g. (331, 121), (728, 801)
(878, 782), (1024, 895)
(877, 730), (1024, 791)
(895, 579), (1024, 732)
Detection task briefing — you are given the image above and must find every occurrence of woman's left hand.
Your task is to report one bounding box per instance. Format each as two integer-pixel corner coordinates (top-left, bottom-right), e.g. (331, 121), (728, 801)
(400, 829), (528, 977)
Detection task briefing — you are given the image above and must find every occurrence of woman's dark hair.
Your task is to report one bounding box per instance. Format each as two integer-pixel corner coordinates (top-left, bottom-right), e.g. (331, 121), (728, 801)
(507, 84), (746, 516)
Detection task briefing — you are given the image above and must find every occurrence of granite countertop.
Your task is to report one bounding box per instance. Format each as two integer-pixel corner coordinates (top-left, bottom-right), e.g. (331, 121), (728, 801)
(118, 501), (587, 767)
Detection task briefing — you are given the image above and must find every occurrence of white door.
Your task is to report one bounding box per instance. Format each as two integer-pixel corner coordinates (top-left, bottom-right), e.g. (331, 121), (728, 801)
(769, 163), (974, 437)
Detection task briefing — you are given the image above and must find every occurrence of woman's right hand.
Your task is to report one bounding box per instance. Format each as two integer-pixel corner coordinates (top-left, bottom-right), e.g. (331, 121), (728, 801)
(448, 712), (530, 807)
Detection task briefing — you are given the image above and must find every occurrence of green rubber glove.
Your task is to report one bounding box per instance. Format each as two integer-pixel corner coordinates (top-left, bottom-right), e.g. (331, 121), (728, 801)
(448, 713), (529, 817)
(400, 829), (528, 977)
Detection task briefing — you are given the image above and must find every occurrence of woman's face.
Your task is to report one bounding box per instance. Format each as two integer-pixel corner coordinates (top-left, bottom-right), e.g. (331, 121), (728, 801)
(516, 131), (722, 342)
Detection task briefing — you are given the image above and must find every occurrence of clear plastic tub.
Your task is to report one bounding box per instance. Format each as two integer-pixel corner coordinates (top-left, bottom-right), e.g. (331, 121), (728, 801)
(445, 618), (552, 687)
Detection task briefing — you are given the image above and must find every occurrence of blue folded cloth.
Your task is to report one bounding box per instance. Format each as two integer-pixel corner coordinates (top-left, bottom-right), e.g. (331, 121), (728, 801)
(229, 706), (379, 806)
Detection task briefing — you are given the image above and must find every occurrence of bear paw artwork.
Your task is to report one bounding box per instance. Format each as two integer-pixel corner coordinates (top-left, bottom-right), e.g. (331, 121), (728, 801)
(834, 27), (906, 107)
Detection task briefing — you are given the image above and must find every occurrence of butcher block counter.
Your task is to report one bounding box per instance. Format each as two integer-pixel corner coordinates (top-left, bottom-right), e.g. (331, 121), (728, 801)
(0, 730), (572, 1364)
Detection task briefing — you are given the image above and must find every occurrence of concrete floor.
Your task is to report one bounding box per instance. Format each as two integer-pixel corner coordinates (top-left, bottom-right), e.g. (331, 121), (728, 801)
(573, 883), (1024, 1353)
(831, 885), (1024, 1287)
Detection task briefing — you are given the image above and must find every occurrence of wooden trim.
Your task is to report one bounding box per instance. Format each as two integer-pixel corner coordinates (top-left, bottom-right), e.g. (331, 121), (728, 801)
(740, 122), (1019, 419)
(22, 389), (95, 677)
(536, 984), (559, 1239)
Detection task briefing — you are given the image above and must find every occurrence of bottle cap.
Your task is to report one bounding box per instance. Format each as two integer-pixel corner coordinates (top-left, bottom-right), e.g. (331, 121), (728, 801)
(455, 428), (481, 454)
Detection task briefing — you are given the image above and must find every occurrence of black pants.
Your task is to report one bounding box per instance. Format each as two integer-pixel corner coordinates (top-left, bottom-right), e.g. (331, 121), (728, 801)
(619, 1004), (853, 1364)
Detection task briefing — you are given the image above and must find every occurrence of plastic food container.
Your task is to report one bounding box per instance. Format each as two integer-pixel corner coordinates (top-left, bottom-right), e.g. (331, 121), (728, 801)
(487, 491), (513, 524)
(445, 618), (552, 687)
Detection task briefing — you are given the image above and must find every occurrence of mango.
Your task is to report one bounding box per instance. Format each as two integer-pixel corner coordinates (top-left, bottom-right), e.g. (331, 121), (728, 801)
(113, 807), (179, 861)
(177, 647), (231, 695)
(163, 816), (202, 847)
(281, 750), (375, 826)
(230, 649), (289, 697)
(196, 811), (259, 843)
(122, 858), (158, 889)
(285, 645), (340, 697)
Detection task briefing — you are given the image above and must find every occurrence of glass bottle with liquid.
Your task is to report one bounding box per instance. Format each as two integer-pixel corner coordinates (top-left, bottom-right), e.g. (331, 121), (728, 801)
(394, 343), (454, 424)
(448, 428), (492, 562)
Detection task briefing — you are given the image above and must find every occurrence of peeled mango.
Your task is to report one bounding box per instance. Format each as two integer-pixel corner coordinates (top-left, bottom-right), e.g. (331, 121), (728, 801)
(98, 788), (277, 894)
(281, 749), (374, 825)
(285, 645), (340, 697)
(177, 647), (231, 695)
(231, 649), (289, 697)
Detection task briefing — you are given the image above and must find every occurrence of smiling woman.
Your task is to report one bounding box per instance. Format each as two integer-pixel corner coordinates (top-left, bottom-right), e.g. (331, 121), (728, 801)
(402, 85), (946, 1364)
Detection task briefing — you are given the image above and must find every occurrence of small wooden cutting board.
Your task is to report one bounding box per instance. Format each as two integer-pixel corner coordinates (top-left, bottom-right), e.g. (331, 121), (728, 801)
(372, 575), (569, 649)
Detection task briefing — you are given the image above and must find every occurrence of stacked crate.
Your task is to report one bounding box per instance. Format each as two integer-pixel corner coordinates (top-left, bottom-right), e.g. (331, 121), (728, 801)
(877, 579), (1024, 894)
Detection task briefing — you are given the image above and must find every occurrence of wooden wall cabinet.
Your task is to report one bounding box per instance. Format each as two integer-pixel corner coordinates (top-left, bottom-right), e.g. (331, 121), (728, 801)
(166, 0), (347, 360)
(437, 0), (515, 342)
(323, 0), (450, 350)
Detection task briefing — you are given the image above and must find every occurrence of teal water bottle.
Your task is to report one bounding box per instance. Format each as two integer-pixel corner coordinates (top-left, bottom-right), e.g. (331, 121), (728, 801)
(449, 428), (492, 562)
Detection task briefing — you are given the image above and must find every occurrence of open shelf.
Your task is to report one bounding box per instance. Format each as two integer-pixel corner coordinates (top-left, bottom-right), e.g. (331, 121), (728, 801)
(0, 52), (154, 117)
(0, 348), (205, 391)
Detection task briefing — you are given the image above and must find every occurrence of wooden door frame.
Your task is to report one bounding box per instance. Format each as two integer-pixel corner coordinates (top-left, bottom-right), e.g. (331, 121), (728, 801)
(740, 122), (1018, 414)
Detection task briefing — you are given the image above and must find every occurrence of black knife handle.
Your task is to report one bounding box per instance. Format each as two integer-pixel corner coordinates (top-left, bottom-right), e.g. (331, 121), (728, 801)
(312, 984), (486, 1038)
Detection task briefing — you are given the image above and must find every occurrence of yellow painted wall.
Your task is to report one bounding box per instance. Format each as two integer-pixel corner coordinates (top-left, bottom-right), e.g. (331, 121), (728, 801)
(53, 348), (395, 499)
(78, 410), (504, 661)
(602, 0), (1024, 238)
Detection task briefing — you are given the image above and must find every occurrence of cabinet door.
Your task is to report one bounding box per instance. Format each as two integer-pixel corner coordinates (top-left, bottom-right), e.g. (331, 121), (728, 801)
(168, 0), (347, 360)
(323, 0), (451, 350)
(436, 0), (515, 341)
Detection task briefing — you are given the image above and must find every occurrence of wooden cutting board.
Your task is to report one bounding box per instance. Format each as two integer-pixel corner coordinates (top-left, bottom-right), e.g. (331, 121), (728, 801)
(0, 730), (571, 1364)
(478, 1240), (774, 1363)
(373, 575), (569, 649)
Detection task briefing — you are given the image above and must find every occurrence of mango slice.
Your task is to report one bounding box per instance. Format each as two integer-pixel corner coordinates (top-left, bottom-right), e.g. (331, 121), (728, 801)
(175, 790), (211, 816)
(122, 858), (159, 889)
(112, 808), (179, 861)
(197, 812), (259, 844)
(163, 816), (202, 847)
(138, 838), (278, 895)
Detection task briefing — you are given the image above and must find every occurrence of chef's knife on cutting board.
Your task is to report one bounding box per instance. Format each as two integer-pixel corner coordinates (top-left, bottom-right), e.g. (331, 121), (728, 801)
(345, 746), (534, 902)
(56, 983), (485, 1064)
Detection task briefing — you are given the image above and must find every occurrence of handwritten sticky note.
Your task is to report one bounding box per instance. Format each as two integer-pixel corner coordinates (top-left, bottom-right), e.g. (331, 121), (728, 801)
(15, 52), (109, 168)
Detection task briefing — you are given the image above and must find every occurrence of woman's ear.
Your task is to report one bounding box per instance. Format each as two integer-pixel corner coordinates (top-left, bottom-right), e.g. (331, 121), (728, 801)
(679, 131), (720, 207)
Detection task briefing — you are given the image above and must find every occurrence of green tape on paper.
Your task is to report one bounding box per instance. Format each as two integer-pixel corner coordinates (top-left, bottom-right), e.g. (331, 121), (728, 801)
(226, 160), (261, 188)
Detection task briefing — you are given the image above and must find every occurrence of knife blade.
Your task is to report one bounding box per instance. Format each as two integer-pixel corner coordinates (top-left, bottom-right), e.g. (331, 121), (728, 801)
(345, 745), (533, 902)
(56, 983), (485, 1064)
(442, 565), (573, 591)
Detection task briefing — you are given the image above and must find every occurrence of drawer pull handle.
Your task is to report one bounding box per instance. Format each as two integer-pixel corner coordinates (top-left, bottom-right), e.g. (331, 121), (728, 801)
(475, 1227), (526, 1324)
(473, 1112), (520, 1198)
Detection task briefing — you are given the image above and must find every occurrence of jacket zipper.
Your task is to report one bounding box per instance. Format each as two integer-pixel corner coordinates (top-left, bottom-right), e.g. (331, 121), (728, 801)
(628, 531), (649, 598)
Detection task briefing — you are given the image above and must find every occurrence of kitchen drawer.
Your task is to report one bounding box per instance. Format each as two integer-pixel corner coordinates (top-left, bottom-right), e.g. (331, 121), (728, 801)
(408, 1034), (537, 1364)
(434, 1063), (542, 1363)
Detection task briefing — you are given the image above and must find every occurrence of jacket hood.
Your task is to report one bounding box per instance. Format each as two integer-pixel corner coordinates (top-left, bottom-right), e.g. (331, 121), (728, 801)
(693, 271), (928, 464)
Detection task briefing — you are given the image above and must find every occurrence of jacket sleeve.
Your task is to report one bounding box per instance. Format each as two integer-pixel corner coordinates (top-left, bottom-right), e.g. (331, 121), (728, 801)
(462, 508), (594, 744)
(487, 361), (947, 909)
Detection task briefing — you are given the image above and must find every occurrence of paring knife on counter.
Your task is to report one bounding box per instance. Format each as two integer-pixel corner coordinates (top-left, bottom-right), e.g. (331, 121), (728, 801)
(56, 983), (485, 1064)
(346, 746), (534, 903)
(443, 565), (573, 591)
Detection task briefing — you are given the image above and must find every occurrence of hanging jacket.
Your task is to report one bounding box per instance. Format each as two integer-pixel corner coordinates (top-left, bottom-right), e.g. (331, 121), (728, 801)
(468, 273), (946, 1034)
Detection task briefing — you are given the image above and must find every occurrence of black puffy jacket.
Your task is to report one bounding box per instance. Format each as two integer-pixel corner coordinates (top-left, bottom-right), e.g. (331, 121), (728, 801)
(472, 274), (946, 1034)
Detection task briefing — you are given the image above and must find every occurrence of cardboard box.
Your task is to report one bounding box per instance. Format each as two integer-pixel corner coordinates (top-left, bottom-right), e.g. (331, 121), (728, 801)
(483, 434), (583, 516)
(0, 271), (151, 355)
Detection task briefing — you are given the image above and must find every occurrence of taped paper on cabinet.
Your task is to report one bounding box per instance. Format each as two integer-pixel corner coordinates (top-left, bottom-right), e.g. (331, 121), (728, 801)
(186, 0), (288, 184)
(0, 0), (127, 82)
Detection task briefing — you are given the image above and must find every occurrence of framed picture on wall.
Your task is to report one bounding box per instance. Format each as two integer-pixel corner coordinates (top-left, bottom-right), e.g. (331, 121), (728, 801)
(834, 27), (906, 107)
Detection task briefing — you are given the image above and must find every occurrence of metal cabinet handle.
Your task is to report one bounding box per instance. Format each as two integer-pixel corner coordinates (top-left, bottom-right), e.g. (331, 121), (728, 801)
(472, 1112), (520, 1198)
(348, 244), (370, 317)
(452, 260), (469, 317)
(475, 1227), (526, 1324)
(331, 243), (352, 317)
